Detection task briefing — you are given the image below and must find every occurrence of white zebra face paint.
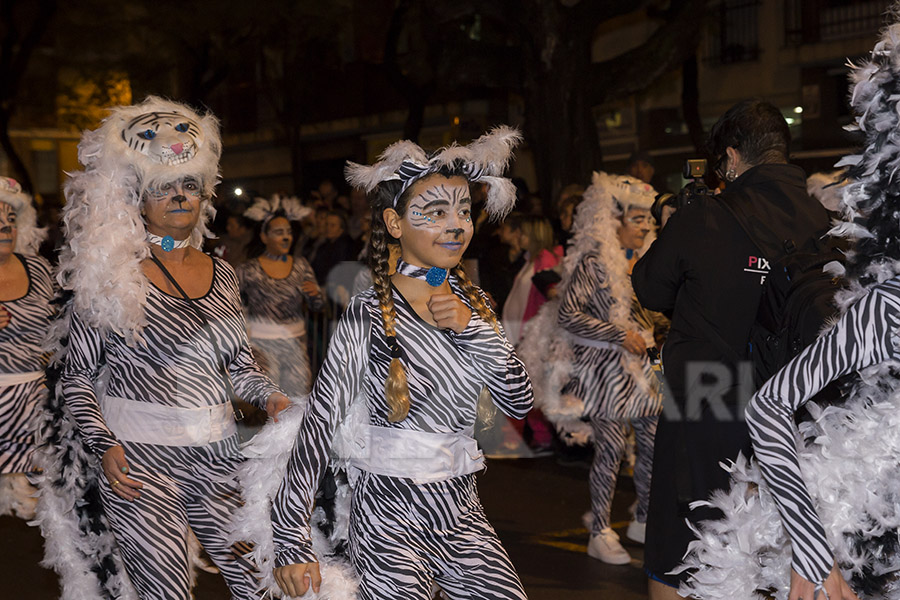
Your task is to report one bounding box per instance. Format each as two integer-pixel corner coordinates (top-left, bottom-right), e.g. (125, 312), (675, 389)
(142, 177), (202, 238)
(617, 207), (653, 251)
(399, 175), (473, 269)
(0, 201), (17, 257)
(122, 111), (205, 166)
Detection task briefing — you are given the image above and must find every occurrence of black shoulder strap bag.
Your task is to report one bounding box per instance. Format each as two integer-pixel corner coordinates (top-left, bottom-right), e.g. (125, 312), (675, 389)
(149, 255), (245, 423)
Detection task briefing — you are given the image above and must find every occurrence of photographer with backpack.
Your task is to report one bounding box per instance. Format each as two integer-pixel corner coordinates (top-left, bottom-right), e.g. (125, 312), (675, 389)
(631, 99), (833, 599)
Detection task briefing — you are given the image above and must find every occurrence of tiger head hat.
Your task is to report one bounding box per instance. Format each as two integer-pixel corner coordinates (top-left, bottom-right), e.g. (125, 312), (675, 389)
(0, 176), (46, 256)
(59, 96), (222, 342)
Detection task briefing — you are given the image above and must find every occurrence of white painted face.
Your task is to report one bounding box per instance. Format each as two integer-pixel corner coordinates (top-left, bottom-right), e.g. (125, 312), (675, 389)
(122, 111), (205, 166)
(395, 174), (473, 269)
(0, 201), (17, 258)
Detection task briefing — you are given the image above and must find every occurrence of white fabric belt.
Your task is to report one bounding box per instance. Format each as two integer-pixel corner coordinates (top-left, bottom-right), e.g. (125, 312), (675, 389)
(0, 370), (44, 386)
(247, 319), (306, 340)
(571, 335), (620, 351)
(348, 425), (485, 484)
(100, 396), (237, 447)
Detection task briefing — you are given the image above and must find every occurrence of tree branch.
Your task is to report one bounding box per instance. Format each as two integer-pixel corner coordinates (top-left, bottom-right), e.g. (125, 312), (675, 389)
(585, 0), (706, 106)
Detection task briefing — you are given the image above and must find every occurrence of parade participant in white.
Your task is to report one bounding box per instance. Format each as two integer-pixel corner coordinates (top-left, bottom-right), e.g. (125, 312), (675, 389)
(519, 172), (664, 564)
(0, 176), (52, 519)
(234, 127), (533, 600)
(32, 96), (289, 600)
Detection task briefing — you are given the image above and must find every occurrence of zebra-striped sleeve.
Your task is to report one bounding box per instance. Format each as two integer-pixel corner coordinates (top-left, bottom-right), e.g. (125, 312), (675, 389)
(60, 310), (120, 457)
(449, 311), (533, 420)
(746, 285), (900, 585)
(221, 263), (282, 407)
(296, 256), (325, 312)
(271, 295), (372, 567)
(558, 254), (627, 344)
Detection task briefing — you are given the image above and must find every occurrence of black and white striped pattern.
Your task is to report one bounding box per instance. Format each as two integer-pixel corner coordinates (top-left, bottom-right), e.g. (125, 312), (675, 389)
(556, 251), (661, 538)
(587, 416), (657, 534)
(59, 257), (280, 597)
(99, 437), (257, 599)
(0, 254), (54, 473)
(236, 257), (323, 396)
(557, 252), (661, 419)
(392, 159), (487, 206)
(349, 471), (527, 600)
(745, 277), (900, 585)
(271, 277), (532, 598)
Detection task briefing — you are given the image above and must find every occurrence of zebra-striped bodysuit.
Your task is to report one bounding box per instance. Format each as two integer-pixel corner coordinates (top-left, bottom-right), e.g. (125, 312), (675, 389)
(236, 257), (323, 396)
(61, 257), (281, 600)
(558, 252), (662, 534)
(746, 276), (900, 586)
(0, 253), (54, 474)
(272, 278), (533, 600)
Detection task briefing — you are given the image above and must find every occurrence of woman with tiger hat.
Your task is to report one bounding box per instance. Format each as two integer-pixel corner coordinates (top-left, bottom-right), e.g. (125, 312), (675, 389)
(518, 172), (664, 565)
(242, 127), (533, 599)
(33, 96), (289, 600)
(0, 176), (52, 519)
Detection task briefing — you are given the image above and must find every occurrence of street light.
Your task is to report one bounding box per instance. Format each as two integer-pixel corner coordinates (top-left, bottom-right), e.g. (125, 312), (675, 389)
(234, 187), (243, 197)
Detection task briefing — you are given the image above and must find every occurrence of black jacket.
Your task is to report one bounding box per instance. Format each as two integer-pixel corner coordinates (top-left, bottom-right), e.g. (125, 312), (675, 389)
(632, 163), (831, 414)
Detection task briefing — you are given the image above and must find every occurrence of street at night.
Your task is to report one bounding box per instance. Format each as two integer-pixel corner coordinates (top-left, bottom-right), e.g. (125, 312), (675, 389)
(0, 456), (649, 600)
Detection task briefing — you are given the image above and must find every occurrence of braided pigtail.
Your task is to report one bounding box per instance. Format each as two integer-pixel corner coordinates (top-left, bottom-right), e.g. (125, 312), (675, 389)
(451, 263), (500, 426)
(368, 181), (411, 422)
(451, 264), (501, 336)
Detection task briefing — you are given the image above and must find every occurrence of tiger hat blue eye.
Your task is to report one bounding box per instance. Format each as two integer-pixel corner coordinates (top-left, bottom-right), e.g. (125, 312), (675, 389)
(175, 123), (189, 133)
(138, 129), (157, 140)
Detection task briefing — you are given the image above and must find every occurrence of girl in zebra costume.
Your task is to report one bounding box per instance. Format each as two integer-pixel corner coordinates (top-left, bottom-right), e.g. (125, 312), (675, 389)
(0, 176), (51, 519)
(678, 18), (900, 600)
(237, 195), (324, 396)
(233, 127), (533, 599)
(518, 172), (664, 565)
(32, 96), (290, 600)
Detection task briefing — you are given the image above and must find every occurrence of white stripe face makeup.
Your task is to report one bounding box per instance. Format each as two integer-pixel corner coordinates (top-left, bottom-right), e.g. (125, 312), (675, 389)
(398, 175), (473, 270)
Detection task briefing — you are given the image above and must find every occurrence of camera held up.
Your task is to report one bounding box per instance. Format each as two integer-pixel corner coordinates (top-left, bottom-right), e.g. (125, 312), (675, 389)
(650, 159), (715, 227)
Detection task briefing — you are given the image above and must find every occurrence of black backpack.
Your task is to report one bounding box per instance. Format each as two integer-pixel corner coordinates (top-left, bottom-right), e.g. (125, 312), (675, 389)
(719, 189), (844, 388)
(746, 239), (844, 387)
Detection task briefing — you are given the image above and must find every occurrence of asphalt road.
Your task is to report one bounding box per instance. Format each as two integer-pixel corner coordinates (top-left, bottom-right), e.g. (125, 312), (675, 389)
(0, 455), (649, 599)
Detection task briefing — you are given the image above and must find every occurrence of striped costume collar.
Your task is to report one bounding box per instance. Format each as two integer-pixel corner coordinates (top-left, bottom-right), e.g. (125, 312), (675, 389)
(396, 258), (448, 287)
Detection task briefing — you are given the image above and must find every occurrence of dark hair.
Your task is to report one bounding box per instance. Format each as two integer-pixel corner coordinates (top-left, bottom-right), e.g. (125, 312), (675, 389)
(706, 99), (790, 167)
(366, 168), (500, 422)
(245, 212), (300, 258)
(325, 209), (348, 233)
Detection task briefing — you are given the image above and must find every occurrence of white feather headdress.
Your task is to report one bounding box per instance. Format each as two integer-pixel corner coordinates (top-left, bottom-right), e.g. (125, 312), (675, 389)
(344, 126), (522, 220)
(58, 96), (222, 343)
(243, 194), (313, 226)
(0, 176), (46, 255)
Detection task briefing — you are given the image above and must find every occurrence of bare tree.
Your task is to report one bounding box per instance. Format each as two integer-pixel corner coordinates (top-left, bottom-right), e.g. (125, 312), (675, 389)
(380, 0), (707, 205)
(0, 0), (57, 192)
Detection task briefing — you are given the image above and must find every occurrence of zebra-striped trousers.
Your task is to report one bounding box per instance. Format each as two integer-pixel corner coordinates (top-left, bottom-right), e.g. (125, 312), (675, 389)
(349, 471), (527, 600)
(588, 415), (657, 534)
(99, 436), (257, 600)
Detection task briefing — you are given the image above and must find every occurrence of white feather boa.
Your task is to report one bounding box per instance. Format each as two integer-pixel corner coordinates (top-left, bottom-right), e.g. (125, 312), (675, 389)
(518, 171), (657, 444)
(58, 96), (221, 344)
(229, 397), (361, 600)
(679, 16), (900, 598)
(679, 360), (900, 599)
